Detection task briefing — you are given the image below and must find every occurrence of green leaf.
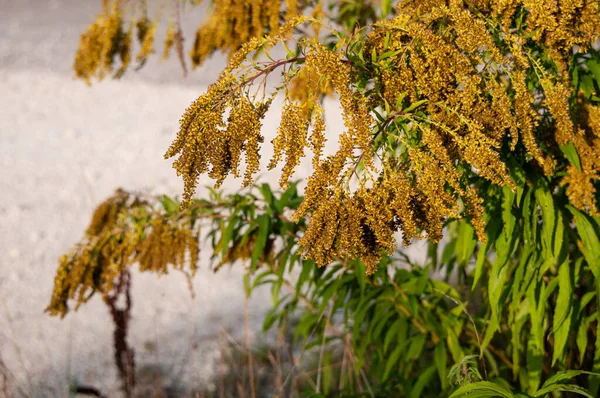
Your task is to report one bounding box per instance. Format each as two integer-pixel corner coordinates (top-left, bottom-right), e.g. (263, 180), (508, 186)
(527, 336), (544, 393)
(262, 297), (291, 330)
(293, 313), (319, 343)
(252, 270), (274, 289)
(483, 251), (509, 351)
(381, 0), (393, 17)
(587, 59), (600, 85)
(370, 309), (393, 341)
(521, 188), (537, 247)
(449, 381), (514, 398)
(511, 299), (529, 379)
(473, 214), (502, 289)
(456, 221), (477, 265)
(551, 259), (572, 366)
(580, 74), (595, 98)
(400, 269), (429, 295)
(258, 183), (274, 208)
(572, 64), (580, 88)
(506, 156), (527, 189)
(577, 315), (595, 366)
(579, 291), (596, 314)
(355, 261), (366, 293)
(567, 206), (600, 278)
(442, 238), (457, 264)
(383, 341), (406, 381)
(378, 49), (402, 61)
(435, 343), (448, 390)
(161, 195), (179, 215)
(501, 186), (517, 244)
(384, 318), (406, 353)
(220, 215), (239, 256)
(566, 207), (600, 393)
(274, 183), (297, 213)
(447, 329), (465, 363)
(322, 350), (332, 395)
(296, 260), (313, 295)
(407, 333), (427, 359)
(410, 365), (437, 398)
(527, 278), (546, 393)
(250, 214), (270, 270)
(535, 183), (565, 266)
(594, 281), (600, 395)
(533, 384), (595, 398)
(560, 142), (582, 172)
(542, 370), (600, 388)
(494, 186), (517, 268)
(403, 99), (428, 113)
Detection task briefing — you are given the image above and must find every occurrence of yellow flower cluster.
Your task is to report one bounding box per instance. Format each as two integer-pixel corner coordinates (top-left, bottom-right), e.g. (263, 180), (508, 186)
(135, 16), (157, 66)
(135, 217), (199, 274)
(73, 0), (128, 83)
(563, 103), (600, 217)
(46, 190), (200, 317)
(269, 102), (311, 187)
(363, 0), (600, 235)
(190, 0), (301, 67)
(162, 20), (175, 61)
(164, 73), (272, 205)
(73, 0), (161, 83)
(288, 67), (333, 104)
(297, 171), (418, 272)
(73, 0), (305, 81)
(166, 1), (600, 271)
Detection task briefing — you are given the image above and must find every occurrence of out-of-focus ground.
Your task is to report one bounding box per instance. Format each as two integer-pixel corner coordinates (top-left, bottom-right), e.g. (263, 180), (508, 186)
(0, 1), (427, 396)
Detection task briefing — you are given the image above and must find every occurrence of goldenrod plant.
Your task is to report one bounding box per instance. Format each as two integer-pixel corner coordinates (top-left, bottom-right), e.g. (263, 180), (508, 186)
(50, 0), (600, 396)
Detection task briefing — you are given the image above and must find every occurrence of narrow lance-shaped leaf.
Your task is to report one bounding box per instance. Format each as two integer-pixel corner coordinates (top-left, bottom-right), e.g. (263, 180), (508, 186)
(560, 142), (582, 172)
(533, 384), (595, 398)
(410, 365), (437, 398)
(456, 220), (477, 266)
(251, 214), (270, 270)
(566, 206), (600, 394)
(535, 182), (565, 272)
(567, 206), (600, 278)
(435, 343), (448, 390)
(449, 381), (514, 398)
(527, 277), (546, 393)
(551, 259), (573, 366)
(483, 187), (515, 350)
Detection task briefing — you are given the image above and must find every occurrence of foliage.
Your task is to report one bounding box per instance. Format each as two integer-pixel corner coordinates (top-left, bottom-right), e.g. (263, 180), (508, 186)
(49, 0), (600, 396)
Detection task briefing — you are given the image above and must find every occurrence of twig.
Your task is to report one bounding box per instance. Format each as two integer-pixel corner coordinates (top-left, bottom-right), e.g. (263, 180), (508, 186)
(244, 295), (256, 398)
(346, 109), (406, 182)
(104, 270), (135, 397)
(338, 335), (348, 391)
(275, 325), (284, 395)
(174, 0), (188, 76)
(215, 57), (307, 109)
